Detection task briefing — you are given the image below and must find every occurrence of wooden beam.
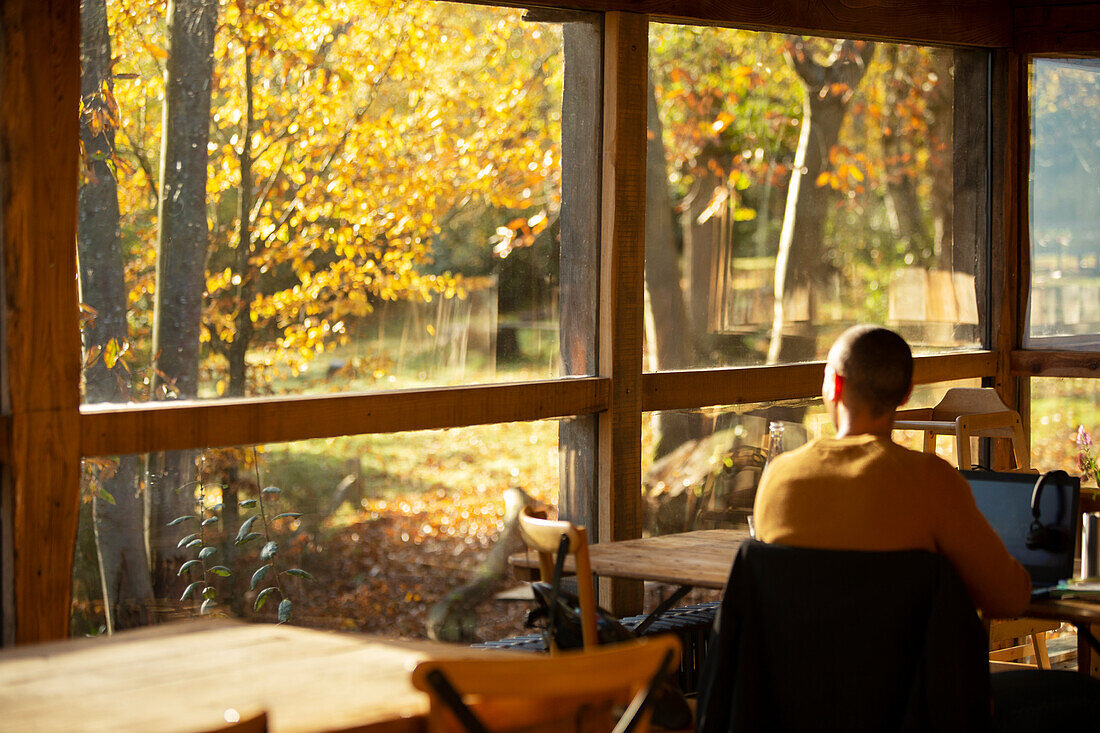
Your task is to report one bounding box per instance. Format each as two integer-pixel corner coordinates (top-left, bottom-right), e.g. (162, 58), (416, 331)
(911, 351), (999, 386)
(1010, 350), (1100, 378)
(2, 0), (84, 643)
(471, 1), (1010, 47)
(598, 11), (647, 615)
(1015, 3), (1100, 55)
(642, 352), (998, 412)
(80, 378), (610, 457)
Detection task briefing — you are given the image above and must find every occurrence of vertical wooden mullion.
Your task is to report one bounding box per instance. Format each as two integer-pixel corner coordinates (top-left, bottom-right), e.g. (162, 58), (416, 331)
(1, 0), (84, 643)
(991, 49), (1028, 470)
(1012, 54), (1032, 465)
(598, 11), (647, 616)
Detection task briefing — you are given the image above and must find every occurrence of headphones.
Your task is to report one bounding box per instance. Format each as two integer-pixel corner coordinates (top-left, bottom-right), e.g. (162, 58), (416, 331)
(1026, 470), (1072, 553)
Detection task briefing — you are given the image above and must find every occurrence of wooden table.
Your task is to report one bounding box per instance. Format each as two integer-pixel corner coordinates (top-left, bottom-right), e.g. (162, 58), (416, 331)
(510, 528), (749, 591)
(1025, 597), (1100, 676)
(512, 529), (1100, 675)
(0, 619), (508, 732)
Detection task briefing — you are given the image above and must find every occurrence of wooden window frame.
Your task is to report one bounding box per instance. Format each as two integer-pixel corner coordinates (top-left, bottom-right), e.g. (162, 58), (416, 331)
(7, 0), (1100, 642)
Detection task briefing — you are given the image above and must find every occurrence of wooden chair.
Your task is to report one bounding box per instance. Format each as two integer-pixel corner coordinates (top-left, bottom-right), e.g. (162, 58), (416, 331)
(411, 635), (681, 733)
(987, 617), (1053, 671)
(517, 505), (598, 651)
(894, 387), (1030, 471)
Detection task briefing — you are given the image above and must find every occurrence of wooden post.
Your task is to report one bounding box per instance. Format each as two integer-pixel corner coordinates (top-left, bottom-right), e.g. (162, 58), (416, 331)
(1, 0), (84, 643)
(556, 11), (603, 534)
(991, 50), (1028, 471)
(599, 11), (647, 616)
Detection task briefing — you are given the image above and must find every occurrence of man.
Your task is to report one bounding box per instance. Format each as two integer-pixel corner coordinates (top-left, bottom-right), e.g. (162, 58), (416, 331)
(753, 324), (1031, 618)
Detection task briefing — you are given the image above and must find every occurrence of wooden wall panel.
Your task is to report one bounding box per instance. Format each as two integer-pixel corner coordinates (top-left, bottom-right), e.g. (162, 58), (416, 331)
(1, 0), (84, 643)
(598, 11), (647, 615)
(80, 379), (611, 456)
(481, 1), (1011, 47)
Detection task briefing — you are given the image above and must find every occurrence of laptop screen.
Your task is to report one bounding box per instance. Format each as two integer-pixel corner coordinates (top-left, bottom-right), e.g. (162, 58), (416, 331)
(961, 470), (1079, 588)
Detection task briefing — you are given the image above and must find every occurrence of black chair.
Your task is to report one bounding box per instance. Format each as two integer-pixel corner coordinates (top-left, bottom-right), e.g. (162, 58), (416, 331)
(695, 540), (992, 733)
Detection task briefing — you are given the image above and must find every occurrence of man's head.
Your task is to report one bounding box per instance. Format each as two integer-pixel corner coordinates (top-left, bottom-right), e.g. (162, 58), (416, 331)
(823, 325), (913, 421)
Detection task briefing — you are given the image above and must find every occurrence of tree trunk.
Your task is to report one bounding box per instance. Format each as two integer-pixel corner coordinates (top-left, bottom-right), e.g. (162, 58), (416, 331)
(148, 0), (218, 605)
(79, 0), (154, 630)
(682, 147), (726, 348)
(645, 79), (704, 458)
(228, 49), (256, 398)
(769, 39), (875, 364)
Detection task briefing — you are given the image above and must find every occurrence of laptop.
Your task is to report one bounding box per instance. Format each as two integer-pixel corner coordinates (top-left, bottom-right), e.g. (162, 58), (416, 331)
(961, 470), (1079, 594)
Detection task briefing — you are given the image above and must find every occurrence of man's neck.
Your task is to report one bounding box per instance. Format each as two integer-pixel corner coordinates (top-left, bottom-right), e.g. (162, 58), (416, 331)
(834, 407), (897, 439)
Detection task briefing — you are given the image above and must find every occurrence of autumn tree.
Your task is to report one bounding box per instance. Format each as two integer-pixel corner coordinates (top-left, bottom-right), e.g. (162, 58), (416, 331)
(78, 0), (154, 630)
(199, 1), (559, 397)
(767, 38), (875, 364)
(147, 0), (219, 600)
(650, 27), (800, 360)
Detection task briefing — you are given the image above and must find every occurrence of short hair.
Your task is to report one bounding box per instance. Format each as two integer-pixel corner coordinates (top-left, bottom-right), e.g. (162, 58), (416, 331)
(827, 325), (913, 416)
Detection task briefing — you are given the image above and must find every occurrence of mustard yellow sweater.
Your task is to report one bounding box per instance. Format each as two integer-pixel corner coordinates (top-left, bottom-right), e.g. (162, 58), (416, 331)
(753, 434), (1032, 618)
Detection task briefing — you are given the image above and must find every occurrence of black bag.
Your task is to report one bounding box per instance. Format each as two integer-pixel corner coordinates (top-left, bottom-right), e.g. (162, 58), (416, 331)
(524, 580), (635, 649)
(522, 534), (693, 731)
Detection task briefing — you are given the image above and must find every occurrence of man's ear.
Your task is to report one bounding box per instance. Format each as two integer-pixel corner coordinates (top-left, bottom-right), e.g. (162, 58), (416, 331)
(899, 383), (913, 407)
(823, 367), (843, 403)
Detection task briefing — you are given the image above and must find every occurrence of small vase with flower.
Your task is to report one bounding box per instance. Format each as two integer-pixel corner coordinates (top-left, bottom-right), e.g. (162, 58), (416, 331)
(1074, 425), (1100, 514)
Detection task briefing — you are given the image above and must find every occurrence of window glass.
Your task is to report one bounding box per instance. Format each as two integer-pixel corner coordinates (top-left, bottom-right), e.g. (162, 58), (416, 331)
(1026, 59), (1100, 349)
(78, 1), (598, 405)
(72, 420), (561, 639)
(645, 25), (987, 370)
(641, 379), (981, 536)
(1030, 377), (1100, 487)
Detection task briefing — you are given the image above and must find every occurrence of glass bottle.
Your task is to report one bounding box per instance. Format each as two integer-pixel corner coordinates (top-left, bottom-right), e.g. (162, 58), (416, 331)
(765, 420), (786, 466)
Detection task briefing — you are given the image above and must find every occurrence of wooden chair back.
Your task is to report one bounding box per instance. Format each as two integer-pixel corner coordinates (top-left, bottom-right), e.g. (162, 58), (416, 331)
(894, 387), (1030, 470)
(517, 505), (598, 651)
(411, 635), (680, 733)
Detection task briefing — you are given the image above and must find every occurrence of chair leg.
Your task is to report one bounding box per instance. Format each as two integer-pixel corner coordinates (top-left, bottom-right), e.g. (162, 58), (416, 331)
(1031, 631), (1051, 670)
(1010, 418), (1030, 471)
(955, 425), (973, 470)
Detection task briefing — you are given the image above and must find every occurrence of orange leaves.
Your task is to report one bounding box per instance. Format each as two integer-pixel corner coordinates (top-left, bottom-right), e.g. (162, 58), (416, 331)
(140, 41), (168, 60)
(813, 146), (872, 195)
(491, 210), (551, 259)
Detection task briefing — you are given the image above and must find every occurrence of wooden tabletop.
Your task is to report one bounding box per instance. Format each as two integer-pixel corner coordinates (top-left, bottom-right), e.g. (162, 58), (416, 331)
(1025, 597), (1100, 627)
(510, 529), (749, 589)
(0, 619), (508, 733)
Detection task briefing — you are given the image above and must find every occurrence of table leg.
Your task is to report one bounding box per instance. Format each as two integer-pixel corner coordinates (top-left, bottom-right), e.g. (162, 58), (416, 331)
(1080, 624), (1100, 678)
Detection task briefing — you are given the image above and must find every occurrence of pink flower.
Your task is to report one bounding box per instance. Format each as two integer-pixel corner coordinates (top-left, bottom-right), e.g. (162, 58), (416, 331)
(1078, 425), (1093, 449)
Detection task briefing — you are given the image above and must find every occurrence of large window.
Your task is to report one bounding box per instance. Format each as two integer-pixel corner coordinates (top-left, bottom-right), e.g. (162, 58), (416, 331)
(1025, 58), (1100, 350)
(645, 26), (988, 371)
(73, 421), (561, 637)
(73, 0), (602, 637)
(79, 1), (595, 405)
